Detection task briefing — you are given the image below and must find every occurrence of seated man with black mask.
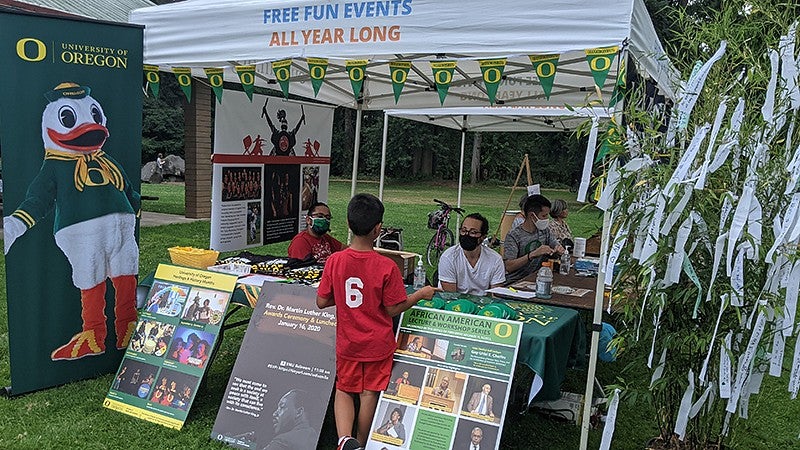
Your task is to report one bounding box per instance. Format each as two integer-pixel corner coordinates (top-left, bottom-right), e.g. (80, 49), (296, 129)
(437, 213), (505, 296)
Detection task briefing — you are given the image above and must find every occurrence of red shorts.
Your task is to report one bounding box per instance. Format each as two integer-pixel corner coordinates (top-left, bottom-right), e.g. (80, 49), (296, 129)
(336, 356), (393, 393)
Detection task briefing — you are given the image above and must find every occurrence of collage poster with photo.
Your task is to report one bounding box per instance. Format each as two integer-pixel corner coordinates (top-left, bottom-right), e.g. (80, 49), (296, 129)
(365, 308), (522, 450)
(211, 282), (336, 449)
(210, 91), (334, 251)
(103, 264), (237, 430)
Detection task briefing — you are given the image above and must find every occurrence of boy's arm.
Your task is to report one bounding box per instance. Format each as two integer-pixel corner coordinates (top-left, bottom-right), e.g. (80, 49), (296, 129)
(385, 286), (437, 317)
(316, 295), (334, 309)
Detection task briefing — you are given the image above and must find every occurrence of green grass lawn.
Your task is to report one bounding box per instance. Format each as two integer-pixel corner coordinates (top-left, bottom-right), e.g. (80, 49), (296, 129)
(1, 181), (797, 449)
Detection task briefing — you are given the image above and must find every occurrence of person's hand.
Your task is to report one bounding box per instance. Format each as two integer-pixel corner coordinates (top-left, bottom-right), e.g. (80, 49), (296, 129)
(4, 216), (27, 254)
(555, 244), (565, 254)
(530, 245), (554, 259)
(417, 285), (438, 300)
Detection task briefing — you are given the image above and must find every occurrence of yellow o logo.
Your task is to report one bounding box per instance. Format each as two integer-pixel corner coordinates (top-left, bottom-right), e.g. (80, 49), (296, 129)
(536, 62), (555, 77)
(494, 322), (513, 338)
(209, 73), (223, 87)
(483, 67), (501, 84)
(391, 69), (407, 84)
(434, 70), (452, 85)
(146, 71), (160, 83)
(177, 74), (191, 87)
(309, 65), (325, 80)
(239, 72), (254, 85)
(16, 38), (46, 62)
(275, 67), (290, 82)
(349, 67), (364, 82)
(590, 56), (611, 72)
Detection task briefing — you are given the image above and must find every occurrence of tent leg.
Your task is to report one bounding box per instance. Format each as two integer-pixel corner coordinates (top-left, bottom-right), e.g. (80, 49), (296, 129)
(579, 209), (611, 449)
(379, 112), (389, 201)
(350, 104), (363, 200)
(456, 116), (466, 231)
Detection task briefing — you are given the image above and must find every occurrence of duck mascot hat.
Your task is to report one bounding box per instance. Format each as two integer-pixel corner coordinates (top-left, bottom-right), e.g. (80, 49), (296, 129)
(3, 82), (140, 361)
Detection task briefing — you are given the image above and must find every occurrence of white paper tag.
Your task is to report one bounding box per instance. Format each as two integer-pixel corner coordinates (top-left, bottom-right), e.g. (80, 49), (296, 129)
(762, 49), (779, 125)
(782, 261), (800, 336)
(726, 312), (767, 413)
(789, 327), (800, 399)
(674, 369), (696, 440)
(706, 232), (728, 303)
(648, 305), (664, 371)
(661, 185), (693, 236)
(696, 100), (729, 189)
(651, 348), (667, 387)
(577, 118), (600, 203)
(599, 388), (621, 450)
(663, 125), (711, 196)
(674, 42), (727, 130)
(700, 295), (728, 384)
(770, 328), (785, 377)
(689, 384), (713, 419)
(604, 226), (627, 287)
(720, 332), (732, 399)
(727, 185), (753, 275)
(527, 184), (540, 196)
(766, 193), (800, 263)
(596, 160), (621, 212)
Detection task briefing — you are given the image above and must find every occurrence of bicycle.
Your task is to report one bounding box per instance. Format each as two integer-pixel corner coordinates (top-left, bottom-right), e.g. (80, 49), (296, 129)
(425, 199), (464, 266)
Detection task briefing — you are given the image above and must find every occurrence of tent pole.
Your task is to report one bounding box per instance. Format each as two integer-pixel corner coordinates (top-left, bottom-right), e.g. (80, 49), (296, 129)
(456, 116), (467, 231)
(379, 112), (389, 201)
(579, 209), (611, 449)
(350, 104), (363, 200)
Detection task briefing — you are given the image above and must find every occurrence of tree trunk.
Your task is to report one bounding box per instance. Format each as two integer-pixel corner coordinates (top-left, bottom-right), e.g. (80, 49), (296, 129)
(470, 132), (482, 185)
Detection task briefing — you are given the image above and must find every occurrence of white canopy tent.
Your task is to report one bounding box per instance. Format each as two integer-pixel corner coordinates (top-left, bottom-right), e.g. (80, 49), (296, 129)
(129, 1), (678, 447)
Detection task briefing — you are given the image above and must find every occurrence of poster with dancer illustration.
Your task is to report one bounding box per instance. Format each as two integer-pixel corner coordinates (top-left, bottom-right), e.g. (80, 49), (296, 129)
(210, 91), (334, 251)
(0, 11), (143, 395)
(104, 264), (237, 430)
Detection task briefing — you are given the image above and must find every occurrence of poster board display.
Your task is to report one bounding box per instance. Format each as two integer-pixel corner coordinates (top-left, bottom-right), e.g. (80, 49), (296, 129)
(0, 11), (143, 395)
(211, 91), (334, 251)
(366, 307), (522, 450)
(211, 282), (336, 449)
(103, 264), (237, 429)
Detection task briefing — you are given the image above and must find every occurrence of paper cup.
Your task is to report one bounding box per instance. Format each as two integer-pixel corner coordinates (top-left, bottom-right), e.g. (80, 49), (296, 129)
(573, 237), (586, 258)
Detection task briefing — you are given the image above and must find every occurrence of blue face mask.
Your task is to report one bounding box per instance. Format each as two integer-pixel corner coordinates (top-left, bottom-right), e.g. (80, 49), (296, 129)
(310, 218), (330, 235)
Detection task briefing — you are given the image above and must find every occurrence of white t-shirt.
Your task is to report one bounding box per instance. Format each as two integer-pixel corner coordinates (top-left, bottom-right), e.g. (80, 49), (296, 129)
(437, 245), (506, 296)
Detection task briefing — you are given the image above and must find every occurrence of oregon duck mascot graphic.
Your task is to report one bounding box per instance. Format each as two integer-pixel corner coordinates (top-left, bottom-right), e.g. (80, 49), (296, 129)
(3, 82), (140, 361)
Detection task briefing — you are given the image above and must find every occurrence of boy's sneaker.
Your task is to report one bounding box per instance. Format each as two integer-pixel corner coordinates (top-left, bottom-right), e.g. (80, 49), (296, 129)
(337, 436), (363, 450)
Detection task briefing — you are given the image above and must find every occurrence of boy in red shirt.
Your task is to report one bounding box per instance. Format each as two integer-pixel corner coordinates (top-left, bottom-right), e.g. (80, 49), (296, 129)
(317, 194), (436, 450)
(288, 202), (344, 263)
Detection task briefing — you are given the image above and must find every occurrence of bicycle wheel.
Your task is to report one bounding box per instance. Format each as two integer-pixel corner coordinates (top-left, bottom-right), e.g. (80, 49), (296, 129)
(426, 228), (455, 266)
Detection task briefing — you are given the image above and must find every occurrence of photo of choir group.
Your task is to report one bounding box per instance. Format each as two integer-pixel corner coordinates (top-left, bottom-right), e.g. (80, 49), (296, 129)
(221, 166), (262, 202)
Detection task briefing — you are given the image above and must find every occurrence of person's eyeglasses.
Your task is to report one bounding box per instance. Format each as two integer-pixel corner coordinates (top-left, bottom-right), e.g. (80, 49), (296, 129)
(459, 228), (483, 237)
(310, 213), (332, 220)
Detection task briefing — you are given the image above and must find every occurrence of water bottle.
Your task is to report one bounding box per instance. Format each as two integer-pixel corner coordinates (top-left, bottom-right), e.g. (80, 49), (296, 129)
(560, 251), (571, 275)
(413, 259), (426, 289)
(536, 265), (553, 299)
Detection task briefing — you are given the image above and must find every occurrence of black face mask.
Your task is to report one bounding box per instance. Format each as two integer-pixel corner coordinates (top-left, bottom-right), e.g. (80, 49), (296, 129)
(459, 234), (480, 251)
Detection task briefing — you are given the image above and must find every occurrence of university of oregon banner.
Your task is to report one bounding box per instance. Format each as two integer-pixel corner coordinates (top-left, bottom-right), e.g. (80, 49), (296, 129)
(143, 64), (160, 98)
(235, 65), (256, 101)
(272, 59), (292, 98)
(478, 59), (506, 105)
(306, 57), (328, 97)
(173, 67), (192, 101)
(585, 46), (618, 89)
(528, 55), (560, 100)
(0, 11), (143, 395)
(346, 59), (368, 101)
(389, 61), (412, 104)
(204, 67), (225, 104)
(430, 60), (457, 105)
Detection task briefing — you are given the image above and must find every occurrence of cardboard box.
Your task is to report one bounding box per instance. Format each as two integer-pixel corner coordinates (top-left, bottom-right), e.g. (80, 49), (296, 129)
(374, 248), (418, 279)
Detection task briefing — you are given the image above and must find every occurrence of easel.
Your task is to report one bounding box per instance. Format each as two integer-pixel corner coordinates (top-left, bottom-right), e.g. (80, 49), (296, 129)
(491, 154), (533, 245)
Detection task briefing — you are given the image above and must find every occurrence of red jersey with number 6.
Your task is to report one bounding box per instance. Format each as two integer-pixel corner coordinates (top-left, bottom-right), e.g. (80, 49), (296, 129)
(317, 248), (408, 361)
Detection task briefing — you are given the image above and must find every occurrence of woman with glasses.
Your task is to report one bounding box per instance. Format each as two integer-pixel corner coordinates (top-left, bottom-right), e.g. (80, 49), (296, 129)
(288, 202), (343, 263)
(437, 213), (506, 296)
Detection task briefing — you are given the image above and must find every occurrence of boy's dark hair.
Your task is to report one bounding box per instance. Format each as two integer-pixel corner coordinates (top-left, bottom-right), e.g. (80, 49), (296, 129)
(307, 201), (329, 217)
(347, 193), (384, 236)
(523, 194), (551, 215)
(464, 212), (490, 235)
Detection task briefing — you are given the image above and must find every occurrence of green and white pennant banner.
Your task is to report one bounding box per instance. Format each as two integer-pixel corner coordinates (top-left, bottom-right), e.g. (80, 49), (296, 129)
(272, 59), (292, 98)
(143, 64), (160, 98)
(306, 57), (328, 96)
(173, 67), (192, 102)
(346, 59), (368, 101)
(430, 60), (457, 105)
(528, 54), (560, 100)
(235, 65), (256, 101)
(204, 68), (224, 104)
(584, 46), (618, 89)
(389, 61), (411, 104)
(478, 58), (506, 104)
